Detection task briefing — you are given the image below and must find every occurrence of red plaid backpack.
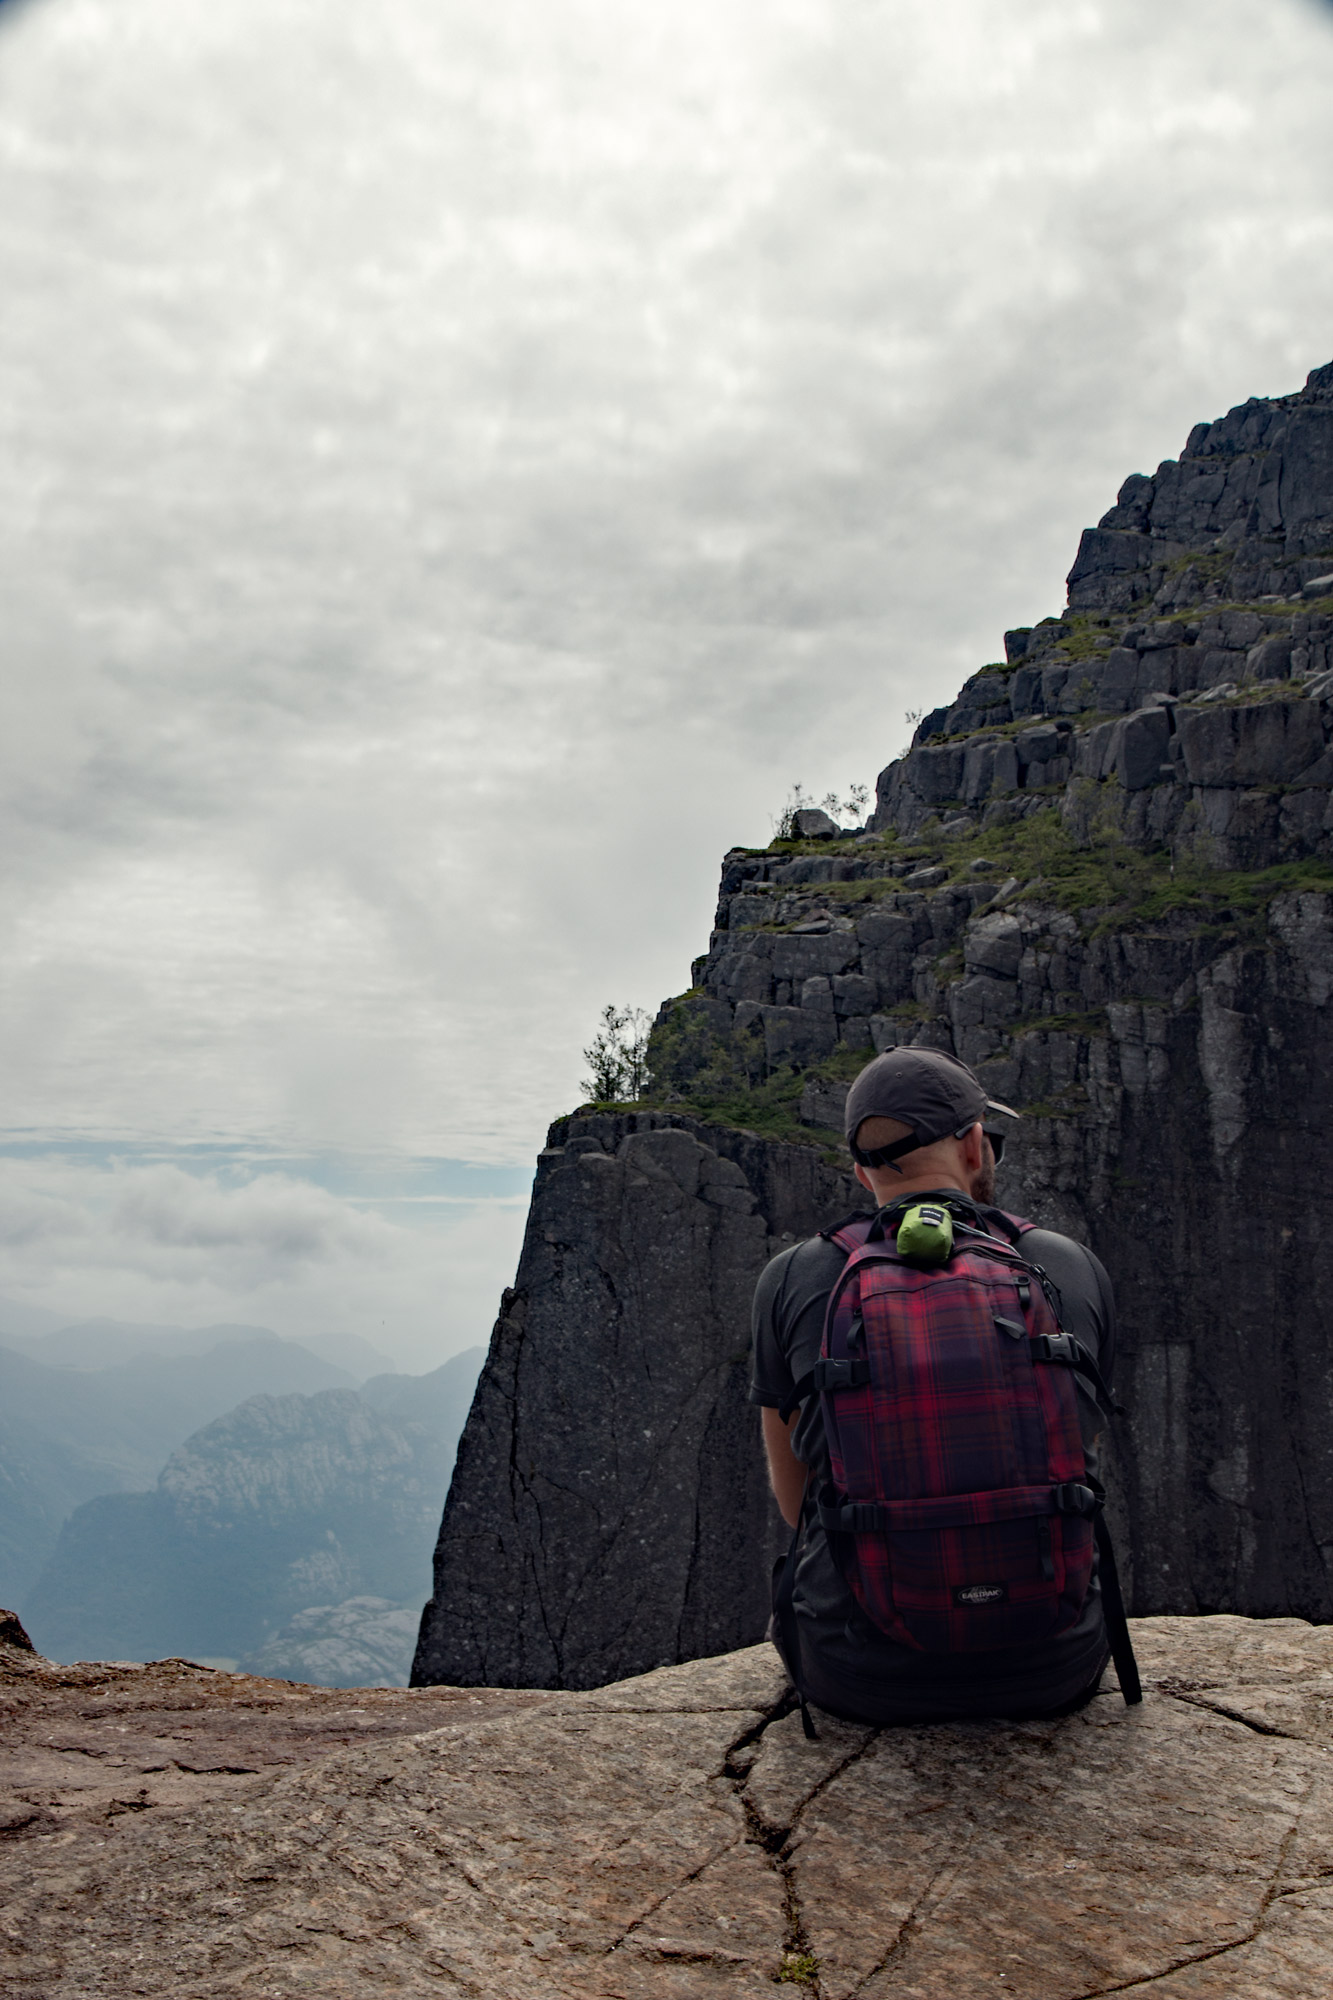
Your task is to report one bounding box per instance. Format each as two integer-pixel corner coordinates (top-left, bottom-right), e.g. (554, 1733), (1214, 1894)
(775, 1199), (1140, 1734)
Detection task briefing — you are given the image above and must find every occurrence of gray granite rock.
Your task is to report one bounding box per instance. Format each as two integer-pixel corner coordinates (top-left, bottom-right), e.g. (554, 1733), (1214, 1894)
(9, 1622), (1333, 1998)
(791, 807), (838, 839)
(963, 910), (1024, 979)
(413, 1117), (868, 1690)
(762, 1004), (838, 1066)
(1112, 704), (1172, 790)
(1177, 698), (1324, 787)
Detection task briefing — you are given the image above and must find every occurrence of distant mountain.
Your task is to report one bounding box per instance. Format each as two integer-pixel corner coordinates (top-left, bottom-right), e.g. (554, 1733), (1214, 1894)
(20, 1348), (485, 1676)
(241, 1596), (421, 1688)
(0, 1293), (69, 1340)
(0, 1337), (355, 1603)
(24, 1391), (448, 1664)
(358, 1346), (485, 1465)
(0, 1314), (395, 1380)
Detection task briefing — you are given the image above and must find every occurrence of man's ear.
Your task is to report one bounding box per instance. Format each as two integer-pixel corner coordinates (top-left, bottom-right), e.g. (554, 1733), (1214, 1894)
(853, 1162), (876, 1196)
(961, 1121), (985, 1172)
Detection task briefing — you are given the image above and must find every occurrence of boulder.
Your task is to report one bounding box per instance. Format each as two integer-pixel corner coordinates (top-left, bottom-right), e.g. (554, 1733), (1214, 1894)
(1016, 721), (1065, 772)
(902, 742), (965, 803)
(1110, 704), (1172, 791)
(1176, 699), (1325, 787)
(763, 1005), (839, 1065)
(798, 1078), (849, 1131)
(1066, 525), (1153, 610)
(772, 931), (859, 981)
(791, 807), (838, 839)
(964, 910), (1024, 979)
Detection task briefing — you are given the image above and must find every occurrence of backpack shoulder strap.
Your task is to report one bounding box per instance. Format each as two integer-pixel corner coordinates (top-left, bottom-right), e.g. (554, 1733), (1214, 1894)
(980, 1206), (1034, 1243)
(819, 1211), (877, 1254)
(777, 1217), (875, 1423)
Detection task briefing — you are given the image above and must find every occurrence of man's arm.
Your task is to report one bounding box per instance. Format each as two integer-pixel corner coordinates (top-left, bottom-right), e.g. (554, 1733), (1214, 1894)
(762, 1406), (807, 1528)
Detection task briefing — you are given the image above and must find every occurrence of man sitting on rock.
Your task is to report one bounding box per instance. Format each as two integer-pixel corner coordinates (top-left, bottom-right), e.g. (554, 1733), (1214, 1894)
(750, 1045), (1119, 1724)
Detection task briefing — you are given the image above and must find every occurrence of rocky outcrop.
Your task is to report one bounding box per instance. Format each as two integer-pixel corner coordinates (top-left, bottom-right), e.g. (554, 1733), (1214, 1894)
(413, 1117), (866, 1690)
(241, 1596), (423, 1688)
(875, 361), (1333, 853)
(6, 1615), (1333, 1997)
(417, 361), (1333, 1687)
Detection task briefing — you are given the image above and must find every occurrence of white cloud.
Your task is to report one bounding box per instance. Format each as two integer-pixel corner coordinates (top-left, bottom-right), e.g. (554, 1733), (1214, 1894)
(0, 1152), (527, 1370)
(1, 0), (1332, 1338)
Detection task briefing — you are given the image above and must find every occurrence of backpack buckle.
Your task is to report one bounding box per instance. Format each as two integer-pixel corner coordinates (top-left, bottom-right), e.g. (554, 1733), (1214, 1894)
(1052, 1482), (1098, 1518)
(813, 1357), (870, 1394)
(1031, 1332), (1075, 1364)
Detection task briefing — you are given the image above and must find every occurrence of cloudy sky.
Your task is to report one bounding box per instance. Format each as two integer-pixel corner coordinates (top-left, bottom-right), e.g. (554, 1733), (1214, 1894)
(1, 0), (1332, 1369)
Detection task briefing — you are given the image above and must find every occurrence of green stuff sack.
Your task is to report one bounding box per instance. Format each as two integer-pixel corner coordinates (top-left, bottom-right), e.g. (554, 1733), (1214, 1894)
(895, 1201), (953, 1264)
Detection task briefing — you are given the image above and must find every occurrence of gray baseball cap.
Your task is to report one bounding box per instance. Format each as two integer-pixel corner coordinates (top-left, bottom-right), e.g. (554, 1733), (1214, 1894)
(844, 1047), (1019, 1170)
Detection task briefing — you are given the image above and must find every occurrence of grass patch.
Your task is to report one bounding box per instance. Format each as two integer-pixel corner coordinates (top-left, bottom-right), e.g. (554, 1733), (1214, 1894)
(762, 831), (898, 859)
(1012, 1007), (1110, 1038)
(777, 1951), (821, 1986)
(1038, 612), (1120, 662)
(881, 804), (1333, 934)
(592, 807), (1333, 1145)
(736, 802), (1333, 940)
(1163, 548), (1236, 587)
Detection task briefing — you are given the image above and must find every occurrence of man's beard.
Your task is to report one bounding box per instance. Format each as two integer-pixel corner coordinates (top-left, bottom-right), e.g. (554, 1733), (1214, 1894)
(971, 1139), (997, 1207)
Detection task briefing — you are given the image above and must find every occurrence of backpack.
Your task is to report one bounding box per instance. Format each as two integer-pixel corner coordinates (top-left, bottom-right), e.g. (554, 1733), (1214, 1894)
(775, 1199), (1141, 1735)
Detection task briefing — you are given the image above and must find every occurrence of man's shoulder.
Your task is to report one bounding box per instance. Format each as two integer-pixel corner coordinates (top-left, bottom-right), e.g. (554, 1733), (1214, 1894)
(1016, 1221), (1107, 1272)
(1011, 1222), (1115, 1321)
(753, 1226), (855, 1306)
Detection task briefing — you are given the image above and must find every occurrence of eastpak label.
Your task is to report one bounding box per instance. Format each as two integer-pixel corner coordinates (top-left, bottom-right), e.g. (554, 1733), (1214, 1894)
(952, 1582), (1008, 1607)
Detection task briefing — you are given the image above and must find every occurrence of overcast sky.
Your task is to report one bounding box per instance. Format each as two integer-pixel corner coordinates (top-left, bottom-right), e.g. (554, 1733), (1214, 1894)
(2, 0), (1332, 1370)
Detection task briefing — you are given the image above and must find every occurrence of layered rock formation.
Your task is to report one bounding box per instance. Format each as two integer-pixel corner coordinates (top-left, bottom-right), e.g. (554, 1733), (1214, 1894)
(416, 362), (1333, 1692)
(6, 1610), (1333, 1997)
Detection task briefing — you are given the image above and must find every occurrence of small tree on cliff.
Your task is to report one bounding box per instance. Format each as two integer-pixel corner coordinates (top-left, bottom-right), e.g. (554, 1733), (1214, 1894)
(772, 780), (870, 838)
(582, 1005), (650, 1103)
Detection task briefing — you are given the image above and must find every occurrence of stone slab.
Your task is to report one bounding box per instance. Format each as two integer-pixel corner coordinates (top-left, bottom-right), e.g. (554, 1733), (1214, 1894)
(5, 1620), (1333, 1998)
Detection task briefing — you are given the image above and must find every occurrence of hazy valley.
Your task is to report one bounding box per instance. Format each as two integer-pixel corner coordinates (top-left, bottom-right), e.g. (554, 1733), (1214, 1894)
(1, 1303), (480, 1686)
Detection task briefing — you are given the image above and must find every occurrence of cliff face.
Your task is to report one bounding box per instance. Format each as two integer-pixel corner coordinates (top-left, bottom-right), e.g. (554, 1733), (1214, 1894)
(413, 1118), (865, 1690)
(415, 362), (1333, 1692)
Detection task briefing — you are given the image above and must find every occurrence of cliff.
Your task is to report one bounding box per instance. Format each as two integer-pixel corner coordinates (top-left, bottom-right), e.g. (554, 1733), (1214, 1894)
(415, 361), (1333, 1692)
(413, 1119), (864, 1690)
(5, 1610), (1333, 1997)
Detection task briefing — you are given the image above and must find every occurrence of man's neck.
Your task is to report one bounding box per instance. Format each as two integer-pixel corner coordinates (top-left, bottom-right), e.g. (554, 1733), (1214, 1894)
(867, 1173), (971, 1207)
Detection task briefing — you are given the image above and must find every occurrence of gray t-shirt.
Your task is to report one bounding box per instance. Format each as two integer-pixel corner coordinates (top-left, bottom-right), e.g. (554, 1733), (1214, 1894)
(749, 1194), (1117, 1723)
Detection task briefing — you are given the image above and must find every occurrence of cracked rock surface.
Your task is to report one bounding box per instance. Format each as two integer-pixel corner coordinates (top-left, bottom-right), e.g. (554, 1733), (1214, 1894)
(5, 1616), (1333, 1998)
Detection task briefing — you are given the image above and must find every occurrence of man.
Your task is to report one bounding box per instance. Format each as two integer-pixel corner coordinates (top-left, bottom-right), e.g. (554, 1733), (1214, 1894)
(750, 1045), (1117, 1724)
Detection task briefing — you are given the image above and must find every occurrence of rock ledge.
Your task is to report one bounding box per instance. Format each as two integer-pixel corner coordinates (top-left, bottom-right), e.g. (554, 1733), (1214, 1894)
(3, 1614), (1332, 1997)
